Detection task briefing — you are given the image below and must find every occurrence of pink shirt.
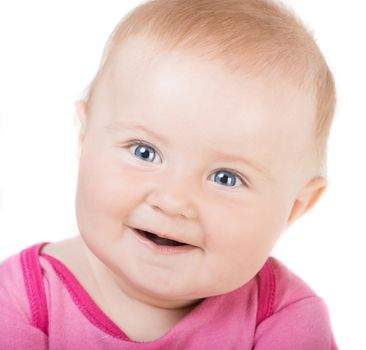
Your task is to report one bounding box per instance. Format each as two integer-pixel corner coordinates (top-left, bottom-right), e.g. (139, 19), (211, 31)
(0, 242), (338, 349)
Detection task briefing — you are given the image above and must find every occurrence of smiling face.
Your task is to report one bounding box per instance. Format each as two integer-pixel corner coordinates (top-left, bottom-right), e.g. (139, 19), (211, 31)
(75, 35), (323, 309)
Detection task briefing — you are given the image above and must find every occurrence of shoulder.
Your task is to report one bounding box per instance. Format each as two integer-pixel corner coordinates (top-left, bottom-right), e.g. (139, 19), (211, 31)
(253, 257), (338, 349)
(0, 246), (49, 348)
(0, 250), (31, 321)
(0, 243), (50, 333)
(267, 256), (320, 312)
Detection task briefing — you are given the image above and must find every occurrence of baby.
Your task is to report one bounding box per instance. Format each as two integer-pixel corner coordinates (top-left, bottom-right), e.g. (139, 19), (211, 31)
(0, 0), (338, 348)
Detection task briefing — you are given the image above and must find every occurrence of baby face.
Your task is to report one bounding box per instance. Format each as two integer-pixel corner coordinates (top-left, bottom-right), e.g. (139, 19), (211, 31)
(75, 36), (317, 308)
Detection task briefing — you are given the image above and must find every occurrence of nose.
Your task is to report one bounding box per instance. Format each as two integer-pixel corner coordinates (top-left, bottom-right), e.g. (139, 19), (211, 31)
(145, 167), (197, 219)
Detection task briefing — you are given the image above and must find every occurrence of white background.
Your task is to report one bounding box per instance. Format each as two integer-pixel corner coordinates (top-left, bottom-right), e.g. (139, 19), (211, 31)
(0, 1), (365, 349)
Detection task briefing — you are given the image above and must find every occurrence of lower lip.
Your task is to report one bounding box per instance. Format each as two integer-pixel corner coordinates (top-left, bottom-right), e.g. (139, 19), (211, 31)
(131, 228), (197, 256)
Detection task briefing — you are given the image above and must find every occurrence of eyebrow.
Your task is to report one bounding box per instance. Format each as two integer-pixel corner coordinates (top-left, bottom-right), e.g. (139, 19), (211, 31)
(107, 120), (170, 145)
(209, 148), (272, 179)
(107, 120), (272, 179)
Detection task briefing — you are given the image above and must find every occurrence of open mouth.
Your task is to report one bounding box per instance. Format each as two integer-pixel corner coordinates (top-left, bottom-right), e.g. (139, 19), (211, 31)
(136, 229), (187, 246)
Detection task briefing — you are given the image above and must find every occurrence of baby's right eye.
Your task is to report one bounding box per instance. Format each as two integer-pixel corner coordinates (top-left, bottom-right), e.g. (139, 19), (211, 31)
(129, 141), (161, 163)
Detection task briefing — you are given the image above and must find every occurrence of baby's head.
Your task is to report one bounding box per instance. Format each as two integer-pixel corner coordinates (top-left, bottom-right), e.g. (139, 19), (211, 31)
(74, 0), (336, 308)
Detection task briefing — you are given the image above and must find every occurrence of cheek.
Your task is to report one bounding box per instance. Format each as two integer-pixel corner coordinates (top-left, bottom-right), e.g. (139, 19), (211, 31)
(75, 146), (144, 230)
(200, 195), (288, 292)
(204, 191), (289, 259)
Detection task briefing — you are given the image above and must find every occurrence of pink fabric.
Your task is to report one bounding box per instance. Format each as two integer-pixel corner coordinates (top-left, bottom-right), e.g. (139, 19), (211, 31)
(0, 242), (339, 349)
(20, 242), (49, 335)
(255, 259), (276, 325)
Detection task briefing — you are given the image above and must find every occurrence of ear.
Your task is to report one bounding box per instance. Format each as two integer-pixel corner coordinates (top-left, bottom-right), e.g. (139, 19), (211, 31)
(287, 176), (328, 226)
(74, 100), (89, 160)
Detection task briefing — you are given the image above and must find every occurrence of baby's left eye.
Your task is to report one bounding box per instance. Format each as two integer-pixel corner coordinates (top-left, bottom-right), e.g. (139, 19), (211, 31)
(209, 170), (245, 188)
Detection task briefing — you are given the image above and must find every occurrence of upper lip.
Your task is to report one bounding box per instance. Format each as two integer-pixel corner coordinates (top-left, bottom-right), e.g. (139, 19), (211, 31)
(131, 226), (192, 246)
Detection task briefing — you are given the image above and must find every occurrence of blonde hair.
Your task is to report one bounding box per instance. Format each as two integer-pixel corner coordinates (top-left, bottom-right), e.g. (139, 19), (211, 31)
(79, 0), (336, 176)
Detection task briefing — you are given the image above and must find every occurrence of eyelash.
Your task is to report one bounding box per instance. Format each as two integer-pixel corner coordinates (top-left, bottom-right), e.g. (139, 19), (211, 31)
(124, 139), (249, 188)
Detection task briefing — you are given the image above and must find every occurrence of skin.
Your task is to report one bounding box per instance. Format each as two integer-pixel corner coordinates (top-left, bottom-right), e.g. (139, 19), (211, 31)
(46, 36), (328, 341)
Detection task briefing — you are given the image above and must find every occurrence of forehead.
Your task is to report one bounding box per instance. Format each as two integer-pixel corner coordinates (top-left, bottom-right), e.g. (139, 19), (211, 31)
(94, 36), (316, 175)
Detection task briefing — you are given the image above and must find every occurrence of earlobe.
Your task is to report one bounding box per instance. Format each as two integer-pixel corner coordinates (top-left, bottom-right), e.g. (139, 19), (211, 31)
(287, 176), (328, 226)
(74, 100), (89, 160)
(75, 100), (88, 132)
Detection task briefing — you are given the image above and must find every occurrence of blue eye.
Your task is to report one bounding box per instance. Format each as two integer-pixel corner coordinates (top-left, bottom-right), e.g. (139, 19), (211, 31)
(132, 143), (158, 162)
(211, 170), (244, 187)
(128, 141), (246, 188)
